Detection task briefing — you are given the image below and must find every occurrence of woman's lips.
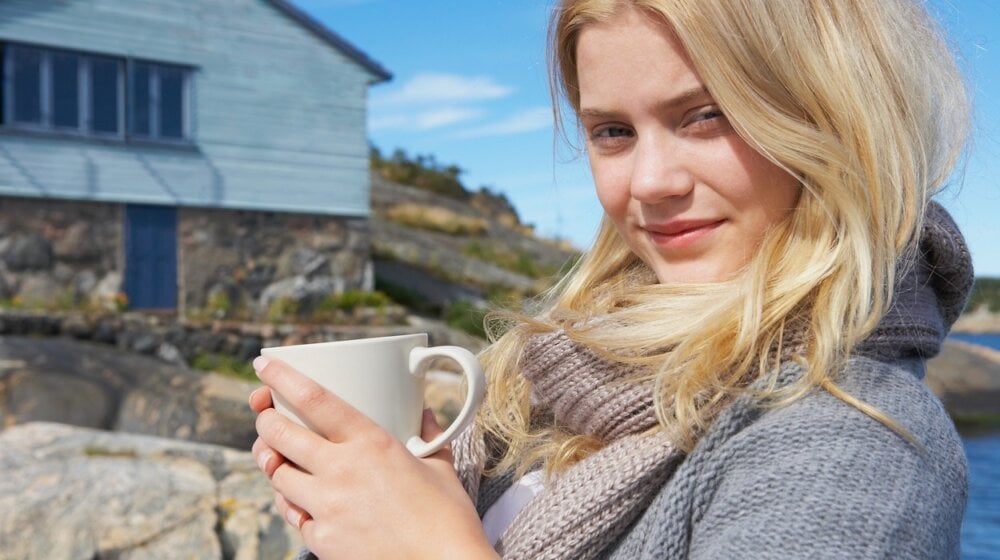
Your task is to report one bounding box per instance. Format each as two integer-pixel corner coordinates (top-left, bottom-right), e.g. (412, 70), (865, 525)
(643, 219), (725, 249)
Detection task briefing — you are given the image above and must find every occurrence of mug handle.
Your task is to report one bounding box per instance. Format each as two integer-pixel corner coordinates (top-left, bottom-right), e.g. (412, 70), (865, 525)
(404, 345), (486, 458)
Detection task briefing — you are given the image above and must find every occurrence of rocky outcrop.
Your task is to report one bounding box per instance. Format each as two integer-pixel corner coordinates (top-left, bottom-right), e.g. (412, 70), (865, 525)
(0, 325), (480, 443)
(925, 339), (1000, 417)
(0, 336), (257, 448)
(0, 422), (301, 559)
(370, 175), (579, 304)
(0, 308), (473, 370)
(952, 306), (1000, 334)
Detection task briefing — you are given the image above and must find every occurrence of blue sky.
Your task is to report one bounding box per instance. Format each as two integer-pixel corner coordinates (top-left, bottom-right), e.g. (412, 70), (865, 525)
(296, 0), (1000, 277)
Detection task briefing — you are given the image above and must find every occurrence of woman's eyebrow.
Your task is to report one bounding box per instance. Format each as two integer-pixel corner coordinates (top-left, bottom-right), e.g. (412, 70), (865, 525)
(579, 86), (711, 119)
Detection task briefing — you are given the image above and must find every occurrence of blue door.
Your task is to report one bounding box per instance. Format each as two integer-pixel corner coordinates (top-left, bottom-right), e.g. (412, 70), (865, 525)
(124, 204), (178, 309)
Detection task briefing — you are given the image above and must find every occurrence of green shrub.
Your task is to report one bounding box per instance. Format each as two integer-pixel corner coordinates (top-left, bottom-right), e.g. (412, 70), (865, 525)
(966, 277), (1000, 313)
(266, 297), (299, 323)
(191, 352), (258, 382)
(315, 290), (391, 314)
(462, 241), (560, 279)
(443, 300), (487, 339)
(371, 146), (468, 199)
(207, 290), (232, 317)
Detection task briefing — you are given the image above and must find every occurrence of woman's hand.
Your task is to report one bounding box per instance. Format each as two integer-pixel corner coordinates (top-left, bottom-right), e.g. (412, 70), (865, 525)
(248, 357), (497, 560)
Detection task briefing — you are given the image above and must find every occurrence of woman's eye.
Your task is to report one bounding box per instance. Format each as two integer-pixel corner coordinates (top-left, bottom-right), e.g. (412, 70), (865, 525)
(685, 107), (731, 133)
(592, 125), (634, 139)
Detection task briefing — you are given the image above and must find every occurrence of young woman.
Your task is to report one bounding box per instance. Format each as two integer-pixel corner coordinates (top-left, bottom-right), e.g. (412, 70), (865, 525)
(249, 0), (974, 557)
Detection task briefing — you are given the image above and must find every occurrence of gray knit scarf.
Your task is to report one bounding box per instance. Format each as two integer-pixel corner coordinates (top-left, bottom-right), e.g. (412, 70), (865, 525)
(453, 331), (684, 560)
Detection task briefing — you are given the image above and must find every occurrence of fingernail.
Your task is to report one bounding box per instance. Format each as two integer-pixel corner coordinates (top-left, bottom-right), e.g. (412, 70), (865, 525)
(252, 356), (270, 373)
(248, 387), (261, 404)
(257, 449), (272, 472)
(286, 508), (302, 529)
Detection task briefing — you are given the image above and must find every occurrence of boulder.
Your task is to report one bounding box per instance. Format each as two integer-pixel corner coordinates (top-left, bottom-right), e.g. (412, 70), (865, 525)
(0, 336), (258, 449)
(16, 274), (64, 306)
(0, 422), (301, 559)
(925, 339), (1000, 417)
(0, 233), (53, 272)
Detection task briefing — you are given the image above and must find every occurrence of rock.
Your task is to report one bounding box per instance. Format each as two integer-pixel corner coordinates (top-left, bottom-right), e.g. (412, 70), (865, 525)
(0, 263), (15, 300)
(0, 422), (301, 559)
(91, 271), (123, 309)
(93, 316), (119, 344)
(16, 274), (65, 306)
(925, 339), (1000, 416)
(0, 233), (53, 272)
(279, 248), (329, 279)
(60, 312), (93, 339)
(157, 342), (187, 366)
(1, 370), (114, 429)
(72, 269), (98, 298)
(0, 336), (258, 449)
(131, 333), (160, 355)
(52, 222), (103, 261)
(425, 371), (465, 427)
(258, 275), (340, 314)
(953, 306), (1000, 334)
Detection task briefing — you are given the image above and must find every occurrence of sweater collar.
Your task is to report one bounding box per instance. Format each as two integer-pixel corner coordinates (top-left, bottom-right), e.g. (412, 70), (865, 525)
(856, 202), (974, 363)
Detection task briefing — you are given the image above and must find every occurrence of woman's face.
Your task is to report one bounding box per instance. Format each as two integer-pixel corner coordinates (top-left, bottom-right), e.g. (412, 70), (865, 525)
(575, 8), (800, 284)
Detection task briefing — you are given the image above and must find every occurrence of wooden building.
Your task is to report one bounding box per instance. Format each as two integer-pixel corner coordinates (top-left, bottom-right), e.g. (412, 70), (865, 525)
(0, 0), (390, 315)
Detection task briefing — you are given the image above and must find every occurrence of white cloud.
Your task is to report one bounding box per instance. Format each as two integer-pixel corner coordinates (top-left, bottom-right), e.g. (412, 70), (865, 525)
(369, 107), (483, 131)
(454, 107), (552, 139)
(368, 114), (409, 131)
(372, 73), (513, 107)
(414, 107), (484, 130)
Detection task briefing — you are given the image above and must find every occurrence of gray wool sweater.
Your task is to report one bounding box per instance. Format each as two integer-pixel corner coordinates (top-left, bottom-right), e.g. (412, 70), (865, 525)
(474, 202), (973, 559)
(596, 356), (967, 559)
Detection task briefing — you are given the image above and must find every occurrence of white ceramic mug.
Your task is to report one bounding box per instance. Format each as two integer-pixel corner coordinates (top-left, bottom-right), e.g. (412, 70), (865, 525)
(260, 333), (485, 458)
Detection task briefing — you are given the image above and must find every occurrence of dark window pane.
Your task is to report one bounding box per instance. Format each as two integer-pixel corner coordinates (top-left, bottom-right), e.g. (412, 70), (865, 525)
(13, 47), (41, 124)
(129, 63), (150, 136)
(52, 52), (79, 129)
(159, 66), (183, 138)
(90, 56), (119, 134)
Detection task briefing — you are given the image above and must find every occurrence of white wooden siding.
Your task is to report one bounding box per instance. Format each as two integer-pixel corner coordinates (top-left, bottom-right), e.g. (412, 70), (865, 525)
(0, 0), (381, 216)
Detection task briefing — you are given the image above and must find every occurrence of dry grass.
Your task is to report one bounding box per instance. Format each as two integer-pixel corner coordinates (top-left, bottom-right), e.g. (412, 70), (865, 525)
(386, 203), (488, 236)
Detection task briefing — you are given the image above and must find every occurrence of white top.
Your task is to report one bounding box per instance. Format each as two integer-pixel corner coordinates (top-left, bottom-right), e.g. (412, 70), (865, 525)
(481, 470), (546, 546)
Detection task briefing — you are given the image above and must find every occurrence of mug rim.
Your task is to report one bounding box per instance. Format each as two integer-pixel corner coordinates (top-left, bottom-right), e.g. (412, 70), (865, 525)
(261, 332), (427, 354)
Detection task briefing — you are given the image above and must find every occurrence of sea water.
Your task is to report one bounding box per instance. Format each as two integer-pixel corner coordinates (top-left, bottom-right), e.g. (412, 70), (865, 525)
(948, 333), (1000, 559)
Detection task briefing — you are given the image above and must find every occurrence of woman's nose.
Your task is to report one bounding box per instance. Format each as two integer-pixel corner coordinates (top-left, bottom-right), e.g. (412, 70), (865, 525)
(629, 135), (694, 203)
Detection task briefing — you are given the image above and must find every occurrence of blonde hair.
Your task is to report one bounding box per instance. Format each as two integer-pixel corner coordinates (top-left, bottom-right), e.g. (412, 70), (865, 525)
(477, 0), (969, 475)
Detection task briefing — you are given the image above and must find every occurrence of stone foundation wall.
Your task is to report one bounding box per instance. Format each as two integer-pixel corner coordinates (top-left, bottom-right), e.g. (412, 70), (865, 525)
(179, 208), (372, 318)
(0, 196), (374, 320)
(0, 196), (122, 307)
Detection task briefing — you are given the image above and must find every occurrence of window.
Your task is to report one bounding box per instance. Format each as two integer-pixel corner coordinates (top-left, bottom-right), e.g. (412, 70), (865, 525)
(51, 51), (79, 129)
(129, 61), (188, 140)
(1, 42), (190, 142)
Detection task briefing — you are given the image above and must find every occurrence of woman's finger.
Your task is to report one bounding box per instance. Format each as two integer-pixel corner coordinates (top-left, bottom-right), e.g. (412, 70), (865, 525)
(255, 408), (332, 474)
(249, 386), (273, 413)
(273, 490), (311, 531)
(253, 356), (377, 442)
(270, 459), (329, 517)
(251, 436), (285, 477)
(420, 408), (455, 465)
